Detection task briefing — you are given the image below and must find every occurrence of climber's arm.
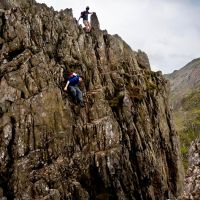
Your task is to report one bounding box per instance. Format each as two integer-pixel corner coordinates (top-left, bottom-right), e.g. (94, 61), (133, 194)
(64, 81), (70, 91)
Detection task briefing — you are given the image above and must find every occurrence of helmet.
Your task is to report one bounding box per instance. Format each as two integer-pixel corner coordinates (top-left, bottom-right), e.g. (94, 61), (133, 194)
(86, 6), (89, 10)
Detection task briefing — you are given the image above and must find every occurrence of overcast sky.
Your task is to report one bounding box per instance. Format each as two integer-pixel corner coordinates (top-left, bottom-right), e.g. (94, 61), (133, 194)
(36, 0), (200, 74)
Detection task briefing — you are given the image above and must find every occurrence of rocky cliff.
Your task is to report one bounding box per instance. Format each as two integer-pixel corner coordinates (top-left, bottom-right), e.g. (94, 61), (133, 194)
(180, 138), (200, 200)
(0, 1), (184, 200)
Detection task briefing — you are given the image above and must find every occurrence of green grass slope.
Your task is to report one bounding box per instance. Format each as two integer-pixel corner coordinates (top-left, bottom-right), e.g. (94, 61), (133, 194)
(165, 58), (200, 170)
(173, 89), (200, 169)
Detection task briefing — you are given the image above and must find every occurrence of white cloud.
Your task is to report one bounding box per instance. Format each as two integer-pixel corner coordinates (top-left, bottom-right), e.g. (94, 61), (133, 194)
(35, 0), (200, 74)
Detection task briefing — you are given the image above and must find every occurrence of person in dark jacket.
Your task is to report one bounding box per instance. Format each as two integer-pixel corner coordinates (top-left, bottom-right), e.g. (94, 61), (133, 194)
(64, 73), (84, 106)
(78, 6), (93, 32)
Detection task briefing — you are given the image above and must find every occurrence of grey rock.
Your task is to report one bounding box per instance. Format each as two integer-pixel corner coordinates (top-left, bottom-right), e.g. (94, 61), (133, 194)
(180, 138), (200, 200)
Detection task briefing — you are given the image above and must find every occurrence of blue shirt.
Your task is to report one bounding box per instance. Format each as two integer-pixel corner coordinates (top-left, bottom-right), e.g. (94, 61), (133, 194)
(82, 11), (89, 20)
(68, 75), (80, 86)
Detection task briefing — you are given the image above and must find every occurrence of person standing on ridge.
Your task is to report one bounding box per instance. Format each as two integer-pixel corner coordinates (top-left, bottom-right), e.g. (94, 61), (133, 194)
(78, 6), (93, 32)
(64, 73), (84, 107)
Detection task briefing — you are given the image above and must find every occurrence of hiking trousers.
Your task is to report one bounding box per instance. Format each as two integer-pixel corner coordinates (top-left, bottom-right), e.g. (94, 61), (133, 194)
(68, 85), (83, 103)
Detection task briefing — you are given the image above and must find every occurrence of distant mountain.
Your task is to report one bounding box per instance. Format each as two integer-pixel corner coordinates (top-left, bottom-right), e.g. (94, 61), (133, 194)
(165, 58), (200, 109)
(165, 58), (200, 170)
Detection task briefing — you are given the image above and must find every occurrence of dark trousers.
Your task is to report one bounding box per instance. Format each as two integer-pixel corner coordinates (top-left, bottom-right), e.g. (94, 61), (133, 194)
(68, 85), (83, 103)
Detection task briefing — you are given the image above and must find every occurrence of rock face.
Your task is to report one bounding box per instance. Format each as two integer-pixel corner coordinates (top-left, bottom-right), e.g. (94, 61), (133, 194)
(180, 138), (200, 200)
(0, 1), (184, 200)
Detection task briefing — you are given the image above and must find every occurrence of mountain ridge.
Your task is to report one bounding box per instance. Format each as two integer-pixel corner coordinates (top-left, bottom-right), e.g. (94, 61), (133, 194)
(166, 58), (200, 200)
(165, 58), (200, 109)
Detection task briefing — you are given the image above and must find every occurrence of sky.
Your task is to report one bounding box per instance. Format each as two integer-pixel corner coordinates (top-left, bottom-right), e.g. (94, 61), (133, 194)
(35, 0), (200, 74)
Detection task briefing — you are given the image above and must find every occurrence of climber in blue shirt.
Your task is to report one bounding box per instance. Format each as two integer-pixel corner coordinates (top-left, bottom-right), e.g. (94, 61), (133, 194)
(64, 73), (84, 106)
(78, 6), (93, 32)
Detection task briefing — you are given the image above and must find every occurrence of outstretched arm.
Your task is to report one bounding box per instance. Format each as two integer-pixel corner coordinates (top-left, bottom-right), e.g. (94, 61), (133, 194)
(64, 81), (70, 91)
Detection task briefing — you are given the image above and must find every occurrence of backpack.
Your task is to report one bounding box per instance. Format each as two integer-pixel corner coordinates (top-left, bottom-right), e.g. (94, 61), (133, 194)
(69, 72), (77, 78)
(67, 73), (78, 81)
(63, 72), (77, 82)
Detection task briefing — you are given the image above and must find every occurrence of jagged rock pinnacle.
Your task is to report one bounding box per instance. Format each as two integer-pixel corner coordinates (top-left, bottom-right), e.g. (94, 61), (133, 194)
(91, 12), (100, 30)
(0, 1), (184, 200)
